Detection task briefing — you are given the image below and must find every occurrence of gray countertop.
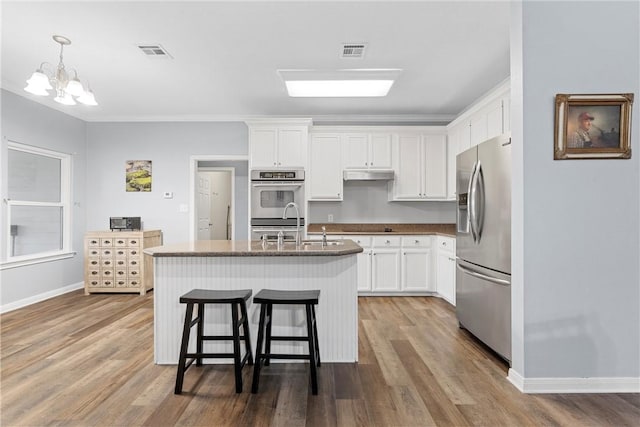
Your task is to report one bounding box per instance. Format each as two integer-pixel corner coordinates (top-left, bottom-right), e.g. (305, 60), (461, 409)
(144, 239), (363, 257)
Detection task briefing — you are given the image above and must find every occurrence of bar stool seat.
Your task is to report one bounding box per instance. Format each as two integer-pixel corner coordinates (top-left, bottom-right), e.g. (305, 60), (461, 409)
(251, 289), (321, 395)
(175, 289), (253, 394)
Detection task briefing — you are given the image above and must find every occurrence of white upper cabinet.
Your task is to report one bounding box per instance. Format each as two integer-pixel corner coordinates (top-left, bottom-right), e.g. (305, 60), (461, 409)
(248, 120), (310, 169)
(343, 133), (392, 169)
(390, 130), (448, 201)
(308, 133), (343, 200)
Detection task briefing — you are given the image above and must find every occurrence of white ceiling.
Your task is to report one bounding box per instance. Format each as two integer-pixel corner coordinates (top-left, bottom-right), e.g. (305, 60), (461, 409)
(1, 1), (511, 123)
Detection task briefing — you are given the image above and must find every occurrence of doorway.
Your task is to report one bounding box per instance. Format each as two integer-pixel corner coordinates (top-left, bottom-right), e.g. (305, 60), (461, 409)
(197, 169), (233, 240)
(189, 155), (249, 241)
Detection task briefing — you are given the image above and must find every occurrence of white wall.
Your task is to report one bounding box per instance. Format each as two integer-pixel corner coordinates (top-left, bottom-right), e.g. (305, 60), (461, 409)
(85, 122), (248, 244)
(309, 181), (456, 223)
(0, 90), (87, 307)
(513, 1), (639, 383)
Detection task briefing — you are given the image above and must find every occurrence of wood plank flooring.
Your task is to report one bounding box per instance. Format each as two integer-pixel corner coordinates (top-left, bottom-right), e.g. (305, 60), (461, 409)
(1, 290), (639, 426)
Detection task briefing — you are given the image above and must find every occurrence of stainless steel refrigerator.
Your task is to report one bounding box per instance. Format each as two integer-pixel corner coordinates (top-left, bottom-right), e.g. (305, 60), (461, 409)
(456, 134), (511, 362)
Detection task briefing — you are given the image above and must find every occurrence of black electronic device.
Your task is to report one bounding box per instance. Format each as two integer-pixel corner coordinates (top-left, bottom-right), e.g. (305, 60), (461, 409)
(110, 217), (141, 231)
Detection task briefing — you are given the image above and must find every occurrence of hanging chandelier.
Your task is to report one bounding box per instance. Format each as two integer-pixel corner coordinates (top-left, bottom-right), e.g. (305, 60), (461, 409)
(24, 35), (98, 106)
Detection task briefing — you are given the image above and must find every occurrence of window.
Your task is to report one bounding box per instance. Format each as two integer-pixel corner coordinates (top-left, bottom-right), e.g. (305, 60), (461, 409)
(3, 142), (72, 267)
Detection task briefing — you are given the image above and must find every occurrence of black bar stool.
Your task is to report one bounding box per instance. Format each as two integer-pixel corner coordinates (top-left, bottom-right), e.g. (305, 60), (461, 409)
(251, 289), (321, 395)
(175, 289), (253, 394)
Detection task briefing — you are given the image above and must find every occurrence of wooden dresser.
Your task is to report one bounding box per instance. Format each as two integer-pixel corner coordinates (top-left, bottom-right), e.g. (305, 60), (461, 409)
(84, 230), (162, 295)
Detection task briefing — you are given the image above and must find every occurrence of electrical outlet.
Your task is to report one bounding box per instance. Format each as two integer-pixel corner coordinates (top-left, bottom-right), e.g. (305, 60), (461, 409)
(328, 214), (334, 223)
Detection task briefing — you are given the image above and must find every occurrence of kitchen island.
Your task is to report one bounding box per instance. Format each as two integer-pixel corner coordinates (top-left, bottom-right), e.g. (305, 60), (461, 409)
(144, 240), (362, 364)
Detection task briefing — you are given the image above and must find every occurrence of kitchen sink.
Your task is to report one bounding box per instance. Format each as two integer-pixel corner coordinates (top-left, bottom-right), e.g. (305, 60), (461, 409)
(301, 240), (345, 247)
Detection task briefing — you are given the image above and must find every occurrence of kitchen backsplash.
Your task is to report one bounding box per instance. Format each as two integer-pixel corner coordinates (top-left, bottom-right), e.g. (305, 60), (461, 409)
(308, 180), (456, 223)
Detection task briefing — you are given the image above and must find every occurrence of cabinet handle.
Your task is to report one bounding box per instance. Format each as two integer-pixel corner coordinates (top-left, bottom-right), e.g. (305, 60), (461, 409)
(278, 162), (281, 165)
(386, 240), (390, 244)
(415, 239), (419, 244)
(448, 257), (455, 261)
(365, 162), (368, 166)
(337, 193), (340, 197)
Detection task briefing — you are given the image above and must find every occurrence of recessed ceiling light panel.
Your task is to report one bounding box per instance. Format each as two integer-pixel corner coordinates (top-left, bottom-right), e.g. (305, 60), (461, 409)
(278, 69), (401, 98)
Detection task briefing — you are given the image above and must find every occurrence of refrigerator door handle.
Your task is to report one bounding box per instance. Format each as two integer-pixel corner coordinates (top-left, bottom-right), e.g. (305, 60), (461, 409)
(456, 260), (510, 286)
(475, 162), (485, 241)
(468, 161), (480, 243)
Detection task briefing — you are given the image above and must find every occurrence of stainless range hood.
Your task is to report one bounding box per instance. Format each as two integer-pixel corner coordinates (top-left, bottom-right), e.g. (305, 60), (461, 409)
(343, 169), (395, 181)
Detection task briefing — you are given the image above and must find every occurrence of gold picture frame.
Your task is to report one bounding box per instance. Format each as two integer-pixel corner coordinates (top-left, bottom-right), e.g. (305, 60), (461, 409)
(554, 93), (633, 160)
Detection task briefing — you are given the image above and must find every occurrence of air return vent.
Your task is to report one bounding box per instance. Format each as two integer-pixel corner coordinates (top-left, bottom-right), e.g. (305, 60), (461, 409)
(137, 44), (172, 58)
(340, 43), (367, 58)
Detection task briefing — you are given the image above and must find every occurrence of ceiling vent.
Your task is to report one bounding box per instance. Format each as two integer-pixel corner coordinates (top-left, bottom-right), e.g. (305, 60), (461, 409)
(137, 44), (173, 58)
(340, 43), (367, 59)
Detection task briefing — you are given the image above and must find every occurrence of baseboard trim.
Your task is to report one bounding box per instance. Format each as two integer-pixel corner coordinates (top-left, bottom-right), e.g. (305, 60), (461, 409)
(0, 282), (84, 314)
(508, 368), (640, 393)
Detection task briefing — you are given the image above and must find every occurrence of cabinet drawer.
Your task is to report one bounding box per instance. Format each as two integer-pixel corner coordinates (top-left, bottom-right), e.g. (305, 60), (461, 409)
(87, 279), (101, 287)
(101, 248), (114, 257)
(129, 268), (141, 277)
(401, 236), (433, 248)
(114, 258), (127, 267)
(128, 279), (141, 288)
(128, 248), (141, 257)
(114, 238), (128, 247)
(115, 269), (127, 278)
(437, 236), (455, 252)
(128, 258), (141, 267)
(101, 258), (114, 268)
(87, 248), (100, 257)
(372, 236), (401, 247)
(87, 268), (100, 277)
(87, 258), (100, 267)
(101, 268), (114, 278)
(127, 238), (140, 247)
(116, 279), (128, 287)
(101, 279), (115, 288)
(100, 238), (114, 247)
(349, 236), (372, 247)
(115, 249), (127, 257)
(87, 238), (100, 247)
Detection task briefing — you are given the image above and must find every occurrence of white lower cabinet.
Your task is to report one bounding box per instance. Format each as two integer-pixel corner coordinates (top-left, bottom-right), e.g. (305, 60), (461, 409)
(371, 236), (401, 292)
(436, 236), (456, 305)
(401, 236), (435, 292)
(315, 233), (453, 296)
(352, 236), (372, 292)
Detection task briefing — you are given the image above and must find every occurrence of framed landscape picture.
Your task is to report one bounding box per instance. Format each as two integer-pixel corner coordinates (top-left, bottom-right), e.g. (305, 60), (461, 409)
(126, 160), (152, 192)
(554, 93), (633, 160)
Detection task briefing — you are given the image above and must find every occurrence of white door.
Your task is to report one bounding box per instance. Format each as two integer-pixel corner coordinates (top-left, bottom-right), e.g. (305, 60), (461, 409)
(197, 174), (212, 240)
(209, 171), (232, 240)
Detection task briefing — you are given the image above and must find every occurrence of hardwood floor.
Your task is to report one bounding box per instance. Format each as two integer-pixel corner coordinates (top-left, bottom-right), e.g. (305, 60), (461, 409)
(1, 290), (638, 426)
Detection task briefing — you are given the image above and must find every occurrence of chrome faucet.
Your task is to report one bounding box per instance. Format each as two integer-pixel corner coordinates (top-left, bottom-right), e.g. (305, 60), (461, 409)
(321, 226), (328, 247)
(282, 202), (302, 247)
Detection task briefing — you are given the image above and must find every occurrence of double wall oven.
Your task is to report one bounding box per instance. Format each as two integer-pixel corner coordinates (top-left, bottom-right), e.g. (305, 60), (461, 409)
(250, 169), (305, 242)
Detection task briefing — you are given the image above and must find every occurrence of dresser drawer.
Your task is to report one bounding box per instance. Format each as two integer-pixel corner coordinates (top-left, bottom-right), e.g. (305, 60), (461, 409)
(87, 279), (101, 287)
(115, 249), (127, 257)
(127, 238), (140, 247)
(128, 279), (141, 288)
(101, 268), (114, 278)
(101, 279), (115, 288)
(87, 248), (100, 257)
(100, 238), (114, 247)
(87, 268), (100, 277)
(116, 279), (128, 287)
(101, 248), (114, 258)
(114, 238), (128, 247)
(87, 238), (100, 247)
(87, 258), (100, 268)
(128, 248), (141, 257)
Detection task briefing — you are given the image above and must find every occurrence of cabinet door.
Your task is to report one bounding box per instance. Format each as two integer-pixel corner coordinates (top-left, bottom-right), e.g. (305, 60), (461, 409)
(357, 249), (372, 291)
(369, 133), (392, 169)
(343, 134), (369, 169)
(250, 128), (277, 168)
(392, 134), (422, 199)
(423, 134), (447, 199)
(277, 127), (306, 168)
(446, 131), (458, 200)
(437, 251), (456, 305)
(470, 115), (487, 147)
(486, 99), (503, 140)
(371, 249), (400, 291)
(402, 248), (434, 291)
(309, 134), (343, 200)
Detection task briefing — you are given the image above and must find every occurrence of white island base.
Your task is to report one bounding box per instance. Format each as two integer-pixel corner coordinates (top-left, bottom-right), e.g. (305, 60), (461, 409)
(152, 252), (358, 364)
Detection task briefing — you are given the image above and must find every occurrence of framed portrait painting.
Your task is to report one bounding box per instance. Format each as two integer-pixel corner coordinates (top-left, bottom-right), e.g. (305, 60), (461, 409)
(554, 93), (633, 160)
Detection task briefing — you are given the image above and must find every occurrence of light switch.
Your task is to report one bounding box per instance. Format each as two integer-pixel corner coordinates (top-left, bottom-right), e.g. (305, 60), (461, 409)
(163, 191), (173, 199)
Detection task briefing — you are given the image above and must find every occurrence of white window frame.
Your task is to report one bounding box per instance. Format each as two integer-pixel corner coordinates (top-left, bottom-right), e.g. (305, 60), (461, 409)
(1, 142), (73, 269)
